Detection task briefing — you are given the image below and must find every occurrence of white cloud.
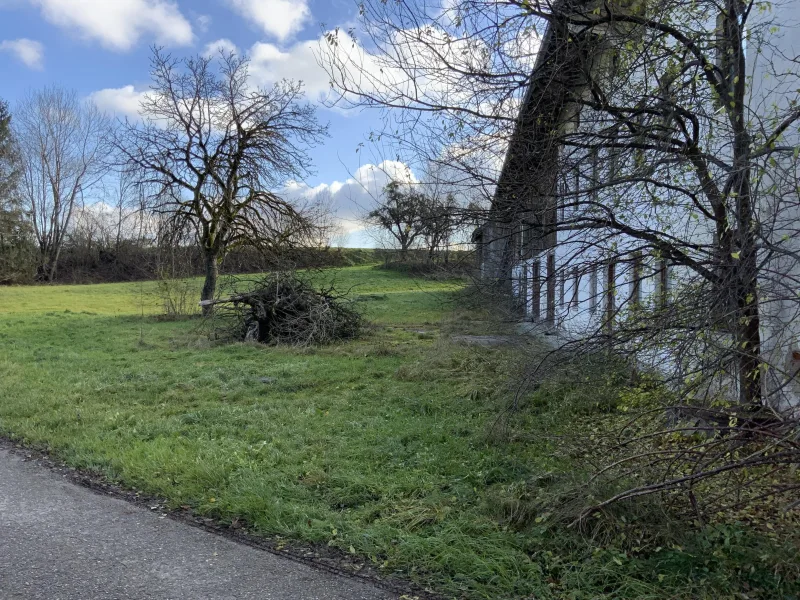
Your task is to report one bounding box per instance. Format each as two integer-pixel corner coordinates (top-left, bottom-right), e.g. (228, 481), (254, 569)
(195, 14), (212, 33)
(249, 39), (332, 99)
(317, 27), (461, 110)
(89, 85), (149, 120)
(84, 36), (369, 112)
(29, 0), (193, 51)
(282, 161), (417, 245)
(203, 38), (239, 58)
(320, 25), (540, 118)
(249, 33), (395, 106)
(225, 0), (309, 41)
(0, 38), (44, 69)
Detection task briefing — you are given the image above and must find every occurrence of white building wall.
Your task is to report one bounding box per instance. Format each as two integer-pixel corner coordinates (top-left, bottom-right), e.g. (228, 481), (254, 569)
(748, 3), (800, 411)
(505, 3), (800, 411)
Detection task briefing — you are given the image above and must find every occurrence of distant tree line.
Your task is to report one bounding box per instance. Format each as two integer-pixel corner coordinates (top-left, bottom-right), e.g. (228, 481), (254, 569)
(0, 47), (348, 291)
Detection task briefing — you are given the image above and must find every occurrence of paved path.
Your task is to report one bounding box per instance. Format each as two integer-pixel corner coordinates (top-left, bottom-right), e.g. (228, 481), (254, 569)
(0, 449), (395, 600)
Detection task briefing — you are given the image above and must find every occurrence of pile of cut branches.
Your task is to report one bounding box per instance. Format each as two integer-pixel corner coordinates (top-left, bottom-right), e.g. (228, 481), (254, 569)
(204, 273), (363, 346)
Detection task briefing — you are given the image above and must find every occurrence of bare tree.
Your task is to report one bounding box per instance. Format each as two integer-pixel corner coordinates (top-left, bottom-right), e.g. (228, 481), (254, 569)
(15, 87), (110, 281)
(322, 0), (800, 514)
(420, 189), (460, 263)
(323, 0), (800, 404)
(106, 166), (140, 254)
(367, 180), (428, 258)
(117, 48), (328, 314)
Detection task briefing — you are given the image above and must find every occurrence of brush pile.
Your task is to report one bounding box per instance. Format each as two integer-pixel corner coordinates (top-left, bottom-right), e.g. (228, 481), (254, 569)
(205, 273), (363, 346)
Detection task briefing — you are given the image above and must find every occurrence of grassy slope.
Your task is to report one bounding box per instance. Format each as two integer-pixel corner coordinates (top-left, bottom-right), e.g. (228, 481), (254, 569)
(0, 266), (797, 599)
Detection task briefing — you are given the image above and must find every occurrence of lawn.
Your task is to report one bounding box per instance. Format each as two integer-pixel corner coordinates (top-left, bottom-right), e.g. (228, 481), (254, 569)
(0, 265), (797, 599)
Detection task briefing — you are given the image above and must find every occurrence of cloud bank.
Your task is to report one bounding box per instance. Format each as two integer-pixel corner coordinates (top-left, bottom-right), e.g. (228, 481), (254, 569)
(283, 161), (417, 247)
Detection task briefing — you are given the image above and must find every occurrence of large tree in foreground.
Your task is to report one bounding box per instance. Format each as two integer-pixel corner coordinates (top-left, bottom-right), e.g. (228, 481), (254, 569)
(118, 49), (328, 314)
(322, 0), (800, 407)
(321, 0), (800, 515)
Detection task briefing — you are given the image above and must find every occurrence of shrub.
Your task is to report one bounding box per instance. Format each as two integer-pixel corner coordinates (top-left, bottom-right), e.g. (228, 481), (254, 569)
(156, 276), (199, 319)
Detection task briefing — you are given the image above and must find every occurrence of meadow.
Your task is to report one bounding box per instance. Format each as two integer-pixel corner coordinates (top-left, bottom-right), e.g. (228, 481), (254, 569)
(0, 266), (797, 599)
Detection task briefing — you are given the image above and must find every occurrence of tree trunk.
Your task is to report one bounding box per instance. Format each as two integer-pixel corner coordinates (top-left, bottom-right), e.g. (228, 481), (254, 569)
(737, 282), (761, 408)
(736, 204), (761, 408)
(727, 1), (761, 409)
(36, 248), (58, 283)
(201, 251), (219, 317)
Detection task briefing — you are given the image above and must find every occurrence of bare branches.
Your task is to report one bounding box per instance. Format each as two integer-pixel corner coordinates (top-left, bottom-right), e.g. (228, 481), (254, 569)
(15, 87), (111, 281)
(116, 47), (328, 311)
(326, 0), (800, 521)
(367, 180), (429, 256)
(208, 273), (363, 346)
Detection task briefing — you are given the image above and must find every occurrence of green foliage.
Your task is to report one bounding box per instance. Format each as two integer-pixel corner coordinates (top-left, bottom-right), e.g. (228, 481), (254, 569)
(0, 266), (797, 599)
(155, 276), (200, 320)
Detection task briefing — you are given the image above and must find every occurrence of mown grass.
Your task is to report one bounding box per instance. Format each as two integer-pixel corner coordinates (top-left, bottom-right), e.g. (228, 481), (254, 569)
(0, 266), (798, 599)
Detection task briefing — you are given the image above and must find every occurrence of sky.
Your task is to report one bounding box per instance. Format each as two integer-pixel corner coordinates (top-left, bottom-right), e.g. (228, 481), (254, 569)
(0, 0), (411, 246)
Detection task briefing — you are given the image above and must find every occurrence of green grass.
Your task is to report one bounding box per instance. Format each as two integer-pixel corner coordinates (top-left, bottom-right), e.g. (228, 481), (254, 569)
(0, 266), (797, 599)
(0, 266), (461, 322)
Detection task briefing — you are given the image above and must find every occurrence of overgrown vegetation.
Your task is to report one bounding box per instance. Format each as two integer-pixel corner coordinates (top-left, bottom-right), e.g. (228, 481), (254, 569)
(156, 275), (200, 320)
(321, 0), (800, 530)
(0, 266), (797, 599)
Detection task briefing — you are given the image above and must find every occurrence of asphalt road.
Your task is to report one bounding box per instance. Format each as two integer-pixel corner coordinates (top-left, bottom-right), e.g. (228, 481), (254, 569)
(0, 449), (395, 600)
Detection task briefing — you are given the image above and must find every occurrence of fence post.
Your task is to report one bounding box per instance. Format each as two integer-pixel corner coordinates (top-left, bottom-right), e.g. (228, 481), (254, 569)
(571, 266), (580, 309)
(658, 258), (669, 310)
(531, 259), (541, 321)
(547, 252), (556, 326)
(631, 251), (643, 308)
(606, 259), (616, 335)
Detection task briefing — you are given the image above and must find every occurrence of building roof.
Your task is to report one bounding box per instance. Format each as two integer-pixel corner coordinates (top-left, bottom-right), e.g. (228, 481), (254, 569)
(492, 2), (601, 220)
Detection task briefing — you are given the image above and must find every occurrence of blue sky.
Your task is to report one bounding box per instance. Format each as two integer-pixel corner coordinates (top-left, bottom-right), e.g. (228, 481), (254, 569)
(0, 0), (408, 245)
